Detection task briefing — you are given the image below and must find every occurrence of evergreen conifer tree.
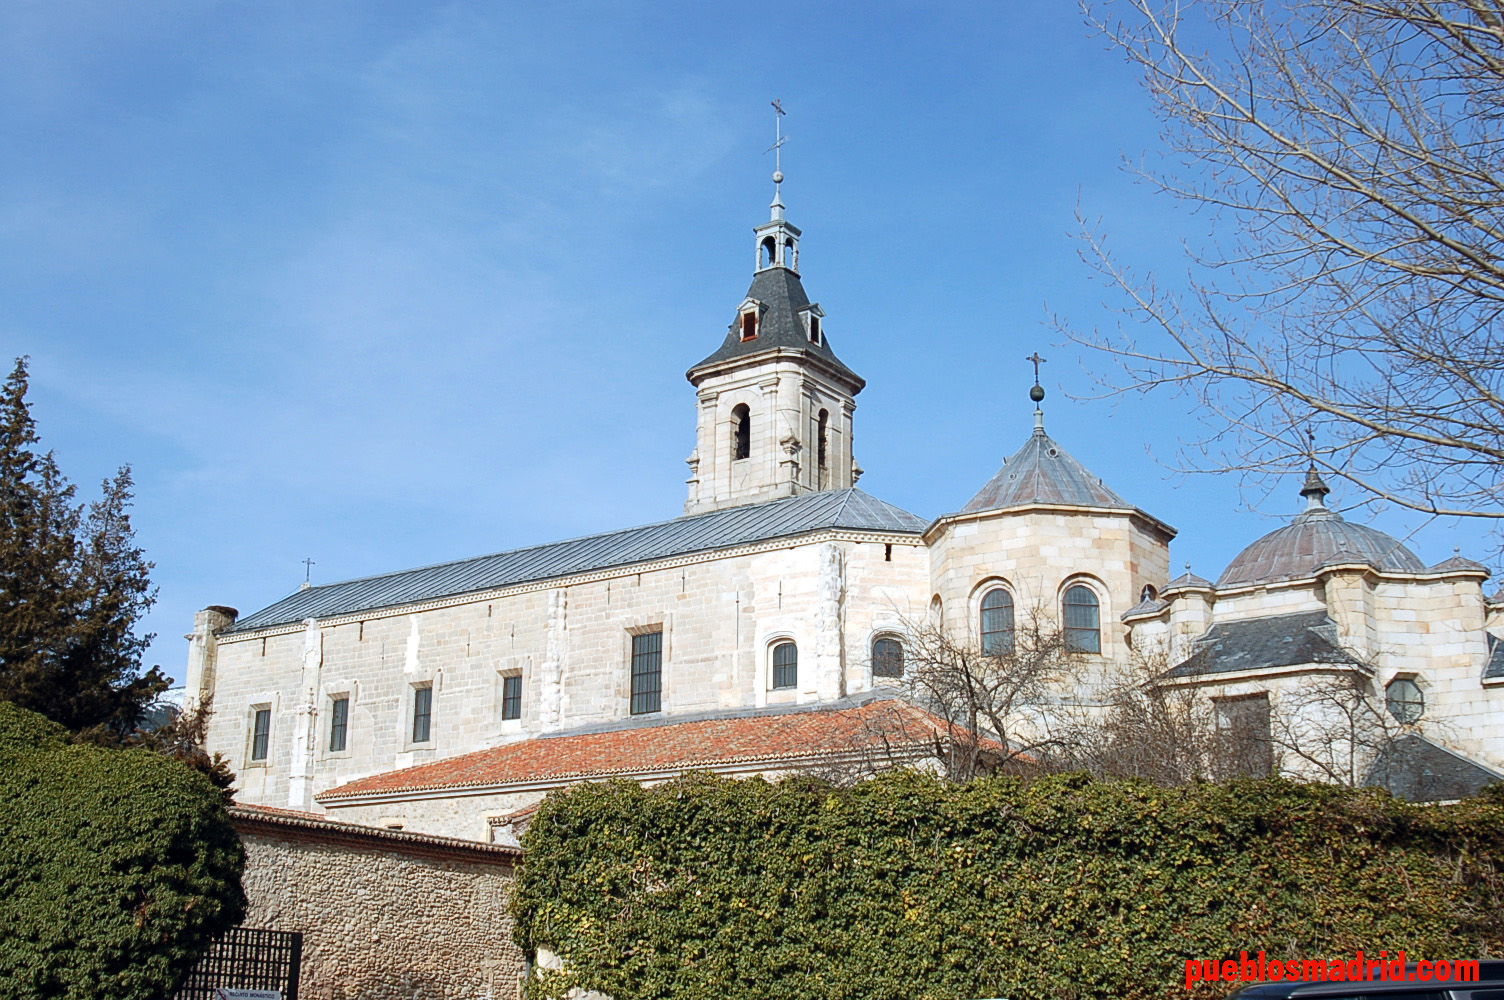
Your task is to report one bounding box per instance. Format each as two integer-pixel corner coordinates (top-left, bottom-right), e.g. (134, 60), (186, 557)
(0, 357), (167, 738)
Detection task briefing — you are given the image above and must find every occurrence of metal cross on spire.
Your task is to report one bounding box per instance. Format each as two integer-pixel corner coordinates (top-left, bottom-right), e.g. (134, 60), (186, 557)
(302, 557), (316, 584)
(1026, 352), (1047, 385)
(1025, 352), (1048, 431)
(769, 99), (788, 177)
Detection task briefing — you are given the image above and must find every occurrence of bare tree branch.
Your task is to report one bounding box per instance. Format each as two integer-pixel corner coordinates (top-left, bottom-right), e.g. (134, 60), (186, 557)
(1069, 0), (1504, 532)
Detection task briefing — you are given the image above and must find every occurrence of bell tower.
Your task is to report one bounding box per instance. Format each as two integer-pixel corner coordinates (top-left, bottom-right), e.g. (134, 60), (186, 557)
(683, 109), (864, 515)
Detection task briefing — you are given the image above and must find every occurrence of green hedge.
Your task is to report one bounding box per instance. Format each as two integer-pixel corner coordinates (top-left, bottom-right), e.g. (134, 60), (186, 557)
(513, 771), (1504, 1000)
(0, 701), (246, 1000)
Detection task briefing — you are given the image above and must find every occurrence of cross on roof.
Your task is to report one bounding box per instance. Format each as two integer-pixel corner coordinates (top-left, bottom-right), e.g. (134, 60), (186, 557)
(768, 99), (788, 174)
(1026, 352), (1047, 384)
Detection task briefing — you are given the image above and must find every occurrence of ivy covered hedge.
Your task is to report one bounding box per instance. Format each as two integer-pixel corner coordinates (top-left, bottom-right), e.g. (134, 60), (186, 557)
(513, 771), (1504, 1000)
(0, 701), (246, 1000)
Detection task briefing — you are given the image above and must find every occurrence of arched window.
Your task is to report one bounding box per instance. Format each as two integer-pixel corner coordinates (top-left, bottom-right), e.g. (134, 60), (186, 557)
(816, 409), (829, 486)
(1385, 677), (1424, 724)
(1139, 584), (1158, 603)
(1063, 585), (1101, 653)
(980, 588), (1015, 655)
(760, 237), (776, 269)
(732, 404), (751, 460)
(771, 641), (798, 689)
(872, 636), (904, 679)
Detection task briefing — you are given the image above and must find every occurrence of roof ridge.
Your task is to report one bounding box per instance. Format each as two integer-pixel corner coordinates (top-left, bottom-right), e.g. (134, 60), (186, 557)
(285, 487), (874, 596)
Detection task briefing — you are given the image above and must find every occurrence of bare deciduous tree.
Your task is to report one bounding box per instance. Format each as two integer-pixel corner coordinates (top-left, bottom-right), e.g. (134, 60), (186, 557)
(819, 612), (1083, 783)
(1270, 670), (1412, 786)
(899, 612), (1083, 780)
(1070, 1), (1504, 525)
(1049, 650), (1228, 785)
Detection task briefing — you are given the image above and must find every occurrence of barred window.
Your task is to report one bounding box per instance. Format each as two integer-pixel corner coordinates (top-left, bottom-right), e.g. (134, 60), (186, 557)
(412, 685), (433, 743)
(872, 636), (904, 678)
(1062, 585), (1101, 654)
(501, 674), (523, 721)
(980, 588), (1015, 655)
(250, 708), (270, 762)
(328, 697), (348, 753)
(631, 631), (663, 715)
(771, 641), (798, 689)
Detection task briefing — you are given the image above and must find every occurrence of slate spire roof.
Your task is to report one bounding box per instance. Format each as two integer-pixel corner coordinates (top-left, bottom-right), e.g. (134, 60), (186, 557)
(962, 423), (1131, 514)
(687, 200), (862, 387)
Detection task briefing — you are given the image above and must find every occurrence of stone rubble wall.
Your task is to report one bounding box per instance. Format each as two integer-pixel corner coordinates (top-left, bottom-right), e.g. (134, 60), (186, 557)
(238, 823), (523, 1000)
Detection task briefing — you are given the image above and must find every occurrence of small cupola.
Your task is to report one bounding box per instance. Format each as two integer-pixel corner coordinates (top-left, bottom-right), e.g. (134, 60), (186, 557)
(754, 171), (800, 273)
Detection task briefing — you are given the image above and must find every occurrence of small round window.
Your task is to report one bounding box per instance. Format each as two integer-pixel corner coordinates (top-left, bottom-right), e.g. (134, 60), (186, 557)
(1385, 677), (1424, 724)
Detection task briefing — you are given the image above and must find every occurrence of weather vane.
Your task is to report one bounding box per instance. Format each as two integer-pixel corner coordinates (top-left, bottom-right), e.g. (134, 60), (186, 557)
(769, 99), (788, 179)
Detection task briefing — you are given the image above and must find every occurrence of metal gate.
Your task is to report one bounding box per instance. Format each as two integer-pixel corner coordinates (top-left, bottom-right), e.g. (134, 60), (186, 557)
(175, 926), (303, 1000)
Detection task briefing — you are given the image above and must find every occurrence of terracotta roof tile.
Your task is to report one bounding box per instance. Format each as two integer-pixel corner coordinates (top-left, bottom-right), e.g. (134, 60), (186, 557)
(318, 699), (972, 801)
(229, 802), (521, 856)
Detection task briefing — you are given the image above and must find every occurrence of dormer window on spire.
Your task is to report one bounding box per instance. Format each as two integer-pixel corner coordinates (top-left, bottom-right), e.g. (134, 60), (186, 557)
(800, 305), (824, 345)
(738, 299), (763, 341)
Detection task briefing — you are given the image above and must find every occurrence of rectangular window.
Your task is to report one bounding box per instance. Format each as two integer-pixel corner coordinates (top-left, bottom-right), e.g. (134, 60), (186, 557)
(328, 696), (349, 752)
(771, 642), (798, 690)
(250, 708), (271, 761)
(412, 685), (433, 743)
(1214, 692), (1273, 778)
(630, 631), (663, 715)
(501, 674), (522, 721)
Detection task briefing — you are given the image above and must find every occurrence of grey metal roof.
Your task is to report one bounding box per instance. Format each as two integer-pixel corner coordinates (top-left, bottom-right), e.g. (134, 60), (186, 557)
(1165, 610), (1362, 678)
(227, 488), (926, 633)
(1218, 487), (1425, 588)
(1429, 554), (1490, 574)
(1164, 570), (1214, 591)
(1121, 597), (1168, 621)
(1485, 634), (1504, 681)
(962, 426), (1130, 514)
(1365, 734), (1503, 802)
(687, 266), (862, 387)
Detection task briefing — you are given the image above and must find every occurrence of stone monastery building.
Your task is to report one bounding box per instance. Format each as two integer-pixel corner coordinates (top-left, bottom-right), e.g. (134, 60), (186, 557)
(190, 174), (1504, 841)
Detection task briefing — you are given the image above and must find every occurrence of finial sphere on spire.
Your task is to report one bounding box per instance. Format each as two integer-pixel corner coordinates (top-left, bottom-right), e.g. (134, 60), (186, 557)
(1029, 384), (1045, 403)
(773, 170), (783, 184)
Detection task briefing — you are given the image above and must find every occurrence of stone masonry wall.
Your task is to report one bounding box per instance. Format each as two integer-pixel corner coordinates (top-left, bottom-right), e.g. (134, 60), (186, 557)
(203, 530), (930, 815)
(237, 820), (523, 1000)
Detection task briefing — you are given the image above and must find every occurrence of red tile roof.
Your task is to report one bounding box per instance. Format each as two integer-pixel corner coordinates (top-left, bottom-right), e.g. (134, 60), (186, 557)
(230, 802), (520, 857)
(318, 698), (974, 802)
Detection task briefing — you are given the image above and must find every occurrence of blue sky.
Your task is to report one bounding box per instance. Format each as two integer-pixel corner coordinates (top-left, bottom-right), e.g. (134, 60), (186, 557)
(2, 1), (1480, 684)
